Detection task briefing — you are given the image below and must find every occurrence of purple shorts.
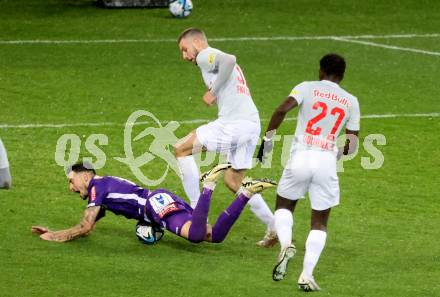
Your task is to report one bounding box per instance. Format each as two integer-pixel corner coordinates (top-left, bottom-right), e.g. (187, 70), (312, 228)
(163, 211), (192, 236)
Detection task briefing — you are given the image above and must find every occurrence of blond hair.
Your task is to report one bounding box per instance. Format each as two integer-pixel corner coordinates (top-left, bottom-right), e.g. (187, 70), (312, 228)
(177, 27), (207, 43)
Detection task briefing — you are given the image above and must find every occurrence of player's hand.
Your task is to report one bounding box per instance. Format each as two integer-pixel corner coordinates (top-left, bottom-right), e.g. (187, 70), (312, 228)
(40, 232), (55, 241)
(39, 231), (66, 242)
(31, 226), (49, 235)
(256, 137), (273, 163)
(203, 91), (216, 106)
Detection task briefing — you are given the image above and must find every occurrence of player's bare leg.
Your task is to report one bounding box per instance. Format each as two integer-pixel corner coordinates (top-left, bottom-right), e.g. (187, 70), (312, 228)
(298, 208), (331, 291)
(223, 167), (245, 192)
(272, 195), (298, 281)
(174, 131), (204, 208)
(224, 168), (277, 247)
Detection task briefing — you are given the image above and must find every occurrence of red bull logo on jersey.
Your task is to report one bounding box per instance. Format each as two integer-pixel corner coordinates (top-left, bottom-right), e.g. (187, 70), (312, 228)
(313, 90), (350, 108)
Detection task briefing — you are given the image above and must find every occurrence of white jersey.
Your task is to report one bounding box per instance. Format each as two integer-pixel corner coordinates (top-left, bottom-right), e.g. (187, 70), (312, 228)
(289, 80), (360, 153)
(196, 47), (260, 123)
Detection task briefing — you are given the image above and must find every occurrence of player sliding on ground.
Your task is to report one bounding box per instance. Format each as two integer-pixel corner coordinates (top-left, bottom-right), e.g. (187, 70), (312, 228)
(257, 53), (360, 291)
(31, 162), (276, 244)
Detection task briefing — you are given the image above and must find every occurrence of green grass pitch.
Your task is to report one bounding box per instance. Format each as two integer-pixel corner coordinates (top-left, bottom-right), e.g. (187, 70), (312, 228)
(1, 0), (440, 296)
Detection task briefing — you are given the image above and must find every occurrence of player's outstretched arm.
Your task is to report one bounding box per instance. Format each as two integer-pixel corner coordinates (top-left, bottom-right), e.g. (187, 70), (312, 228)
(33, 206), (101, 243)
(266, 96), (299, 132)
(337, 129), (359, 160)
(257, 96), (298, 162)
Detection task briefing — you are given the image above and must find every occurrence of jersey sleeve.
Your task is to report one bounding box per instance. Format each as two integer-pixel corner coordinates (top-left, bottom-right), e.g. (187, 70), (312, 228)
(288, 82), (309, 105)
(87, 184), (106, 208)
(210, 53), (236, 95)
(196, 48), (219, 73)
(346, 97), (361, 131)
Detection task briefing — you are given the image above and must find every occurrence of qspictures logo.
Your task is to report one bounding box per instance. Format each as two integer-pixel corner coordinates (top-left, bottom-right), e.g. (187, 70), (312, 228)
(54, 110), (386, 187)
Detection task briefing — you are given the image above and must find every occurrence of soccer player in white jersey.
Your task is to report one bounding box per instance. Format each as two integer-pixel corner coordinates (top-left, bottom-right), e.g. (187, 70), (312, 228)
(0, 137), (12, 189)
(174, 28), (276, 247)
(257, 54), (360, 291)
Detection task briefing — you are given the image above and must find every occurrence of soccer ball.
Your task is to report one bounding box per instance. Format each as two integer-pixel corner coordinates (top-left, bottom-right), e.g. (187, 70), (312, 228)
(135, 223), (164, 245)
(169, 0), (193, 18)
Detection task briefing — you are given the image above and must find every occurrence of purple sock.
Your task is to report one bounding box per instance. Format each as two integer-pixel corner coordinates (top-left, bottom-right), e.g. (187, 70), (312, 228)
(187, 188), (212, 243)
(211, 193), (250, 243)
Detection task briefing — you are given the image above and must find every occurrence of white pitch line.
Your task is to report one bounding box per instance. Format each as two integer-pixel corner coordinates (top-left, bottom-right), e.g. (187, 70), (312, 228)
(336, 33), (440, 39)
(361, 112), (440, 119)
(0, 33), (439, 45)
(332, 37), (440, 56)
(0, 38), (176, 45)
(212, 33), (440, 42)
(1, 113), (438, 129)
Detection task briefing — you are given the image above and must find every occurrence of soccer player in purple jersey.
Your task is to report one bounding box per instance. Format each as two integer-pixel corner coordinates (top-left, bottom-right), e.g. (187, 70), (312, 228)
(31, 163), (276, 244)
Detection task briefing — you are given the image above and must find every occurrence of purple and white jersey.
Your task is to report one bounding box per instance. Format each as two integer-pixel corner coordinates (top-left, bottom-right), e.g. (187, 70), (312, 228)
(87, 176), (150, 222)
(86, 176), (192, 227)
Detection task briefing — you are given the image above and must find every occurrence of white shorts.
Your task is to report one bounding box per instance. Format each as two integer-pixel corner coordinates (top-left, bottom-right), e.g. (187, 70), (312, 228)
(277, 149), (339, 210)
(0, 138), (9, 169)
(196, 119), (260, 170)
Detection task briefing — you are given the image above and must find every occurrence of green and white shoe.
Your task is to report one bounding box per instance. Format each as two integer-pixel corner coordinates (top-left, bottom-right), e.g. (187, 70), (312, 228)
(298, 272), (321, 291)
(200, 163), (231, 184)
(272, 244), (296, 281)
(241, 177), (277, 195)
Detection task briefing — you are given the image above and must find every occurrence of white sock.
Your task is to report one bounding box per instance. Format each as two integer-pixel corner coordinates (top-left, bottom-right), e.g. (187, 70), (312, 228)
(303, 230), (327, 278)
(274, 208), (293, 250)
(248, 193), (275, 231)
(0, 138), (9, 169)
(177, 156), (200, 208)
(0, 167), (11, 189)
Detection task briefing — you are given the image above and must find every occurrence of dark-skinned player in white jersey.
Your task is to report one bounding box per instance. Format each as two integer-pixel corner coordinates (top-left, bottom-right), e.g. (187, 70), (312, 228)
(257, 53), (360, 291)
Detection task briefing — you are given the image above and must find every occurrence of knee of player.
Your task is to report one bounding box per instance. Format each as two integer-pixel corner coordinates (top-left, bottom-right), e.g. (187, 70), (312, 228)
(174, 145), (185, 158)
(186, 228), (206, 243)
(208, 230), (225, 243)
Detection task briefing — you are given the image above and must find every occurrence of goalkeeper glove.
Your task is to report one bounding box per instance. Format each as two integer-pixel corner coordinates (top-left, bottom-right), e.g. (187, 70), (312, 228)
(256, 136), (273, 163)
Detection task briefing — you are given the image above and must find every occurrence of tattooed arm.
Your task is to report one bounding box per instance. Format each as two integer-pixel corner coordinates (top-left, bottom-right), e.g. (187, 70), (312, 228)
(32, 206), (101, 243)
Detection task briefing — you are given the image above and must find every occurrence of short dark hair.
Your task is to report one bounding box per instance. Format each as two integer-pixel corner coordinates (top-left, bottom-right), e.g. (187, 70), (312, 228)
(320, 53), (346, 78)
(67, 162), (96, 175)
(177, 27), (206, 43)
